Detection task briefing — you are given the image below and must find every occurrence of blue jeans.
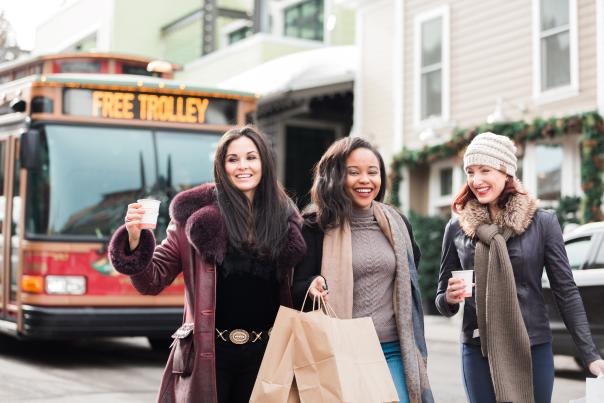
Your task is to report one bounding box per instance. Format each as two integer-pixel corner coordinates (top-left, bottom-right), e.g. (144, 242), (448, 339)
(381, 340), (410, 403)
(461, 342), (554, 403)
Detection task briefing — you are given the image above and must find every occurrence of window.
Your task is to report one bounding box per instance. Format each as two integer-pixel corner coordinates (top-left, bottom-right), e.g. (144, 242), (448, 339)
(122, 64), (154, 76)
(415, 6), (449, 125)
(420, 18), (442, 119)
(429, 158), (460, 215)
(0, 142), (5, 231)
(58, 60), (101, 73)
(535, 144), (562, 201)
(440, 167), (453, 196)
(26, 124), (219, 239)
(284, 0), (323, 41)
(565, 236), (591, 270)
(228, 26), (252, 45)
(533, 0), (578, 99)
(591, 237), (604, 269)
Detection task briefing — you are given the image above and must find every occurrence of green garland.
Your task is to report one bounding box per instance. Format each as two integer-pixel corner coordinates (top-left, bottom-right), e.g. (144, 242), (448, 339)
(389, 111), (604, 223)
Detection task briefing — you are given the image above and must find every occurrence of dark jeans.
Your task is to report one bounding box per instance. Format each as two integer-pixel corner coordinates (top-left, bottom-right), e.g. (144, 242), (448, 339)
(461, 342), (554, 403)
(215, 339), (268, 403)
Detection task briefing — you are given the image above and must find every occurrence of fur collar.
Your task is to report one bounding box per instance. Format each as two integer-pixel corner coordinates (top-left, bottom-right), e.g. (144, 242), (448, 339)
(457, 184), (538, 239)
(169, 183), (305, 268)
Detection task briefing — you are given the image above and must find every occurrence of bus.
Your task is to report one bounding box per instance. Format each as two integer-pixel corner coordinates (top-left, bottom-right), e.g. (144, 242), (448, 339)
(0, 53), (256, 348)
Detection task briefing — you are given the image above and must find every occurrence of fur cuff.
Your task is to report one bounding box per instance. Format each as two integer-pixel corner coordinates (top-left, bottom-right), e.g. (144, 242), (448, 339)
(108, 225), (156, 275)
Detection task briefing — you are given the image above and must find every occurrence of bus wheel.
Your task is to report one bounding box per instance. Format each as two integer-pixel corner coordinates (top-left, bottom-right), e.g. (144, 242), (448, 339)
(148, 336), (172, 351)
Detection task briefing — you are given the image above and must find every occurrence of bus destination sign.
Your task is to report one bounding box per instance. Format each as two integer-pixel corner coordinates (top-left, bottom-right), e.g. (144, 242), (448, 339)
(63, 88), (238, 125)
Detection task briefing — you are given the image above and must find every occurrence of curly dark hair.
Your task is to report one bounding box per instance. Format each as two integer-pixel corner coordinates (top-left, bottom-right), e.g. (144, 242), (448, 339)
(307, 137), (386, 230)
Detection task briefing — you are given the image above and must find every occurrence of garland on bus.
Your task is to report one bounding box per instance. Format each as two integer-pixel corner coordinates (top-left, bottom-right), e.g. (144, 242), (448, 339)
(388, 111), (604, 223)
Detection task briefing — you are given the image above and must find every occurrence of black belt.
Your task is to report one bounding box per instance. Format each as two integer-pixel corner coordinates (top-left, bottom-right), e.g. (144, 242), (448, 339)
(215, 328), (272, 344)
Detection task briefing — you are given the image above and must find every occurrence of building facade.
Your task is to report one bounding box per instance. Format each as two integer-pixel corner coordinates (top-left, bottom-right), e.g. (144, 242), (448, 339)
(34, 0), (357, 206)
(346, 0), (604, 217)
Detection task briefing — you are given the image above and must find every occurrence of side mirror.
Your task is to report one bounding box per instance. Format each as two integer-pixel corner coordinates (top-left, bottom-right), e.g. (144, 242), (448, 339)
(20, 129), (40, 169)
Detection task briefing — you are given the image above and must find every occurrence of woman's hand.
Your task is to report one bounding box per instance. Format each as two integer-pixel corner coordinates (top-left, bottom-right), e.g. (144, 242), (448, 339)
(445, 277), (467, 305)
(307, 276), (329, 302)
(124, 202), (145, 251)
(588, 358), (604, 376)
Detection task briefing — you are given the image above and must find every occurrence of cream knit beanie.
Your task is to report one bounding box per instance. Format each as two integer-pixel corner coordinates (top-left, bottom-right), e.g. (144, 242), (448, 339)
(463, 132), (517, 176)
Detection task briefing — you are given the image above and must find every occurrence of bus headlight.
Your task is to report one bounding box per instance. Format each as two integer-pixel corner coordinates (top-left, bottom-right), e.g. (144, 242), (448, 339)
(45, 276), (86, 295)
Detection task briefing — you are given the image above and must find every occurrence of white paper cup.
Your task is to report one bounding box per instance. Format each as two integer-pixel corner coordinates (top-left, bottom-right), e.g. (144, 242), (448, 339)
(451, 270), (474, 298)
(137, 198), (161, 229)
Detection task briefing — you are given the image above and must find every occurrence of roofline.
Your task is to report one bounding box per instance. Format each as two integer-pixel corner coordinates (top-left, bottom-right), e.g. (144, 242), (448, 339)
(0, 53), (182, 75)
(0, 74), (257, 100)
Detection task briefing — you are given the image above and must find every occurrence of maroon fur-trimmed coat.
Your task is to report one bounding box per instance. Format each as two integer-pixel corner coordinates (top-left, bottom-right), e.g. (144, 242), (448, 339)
(108, 183), (306, 403)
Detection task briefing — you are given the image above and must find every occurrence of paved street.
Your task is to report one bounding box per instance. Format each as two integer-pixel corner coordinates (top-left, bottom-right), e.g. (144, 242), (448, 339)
(425, 314), (587, 403)
(0, 314), (588, 402)
(0, 335), (165, 402)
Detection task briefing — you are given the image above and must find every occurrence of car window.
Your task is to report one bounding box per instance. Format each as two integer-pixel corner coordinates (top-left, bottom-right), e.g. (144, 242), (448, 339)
(564, 236), (591, 270)
(590, 236), (604, 269)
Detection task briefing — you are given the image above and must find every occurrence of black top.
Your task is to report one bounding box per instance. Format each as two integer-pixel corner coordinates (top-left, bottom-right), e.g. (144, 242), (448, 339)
(215, 246), (280, 331)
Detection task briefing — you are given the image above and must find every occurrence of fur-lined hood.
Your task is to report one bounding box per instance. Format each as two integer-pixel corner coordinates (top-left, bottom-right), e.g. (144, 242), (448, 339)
(169, 183), (306, 268)
(457, 183), (538, 239)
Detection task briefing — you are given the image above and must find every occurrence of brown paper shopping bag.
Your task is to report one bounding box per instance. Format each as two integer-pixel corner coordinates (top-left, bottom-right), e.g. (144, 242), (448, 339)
(293, 307), (399, 403)
(250, 305), (301, 403)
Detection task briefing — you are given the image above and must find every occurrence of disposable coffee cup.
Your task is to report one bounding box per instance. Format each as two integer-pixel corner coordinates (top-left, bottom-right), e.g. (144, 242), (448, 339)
(451, 270), (474, 298)
(137, 199), (161, 229)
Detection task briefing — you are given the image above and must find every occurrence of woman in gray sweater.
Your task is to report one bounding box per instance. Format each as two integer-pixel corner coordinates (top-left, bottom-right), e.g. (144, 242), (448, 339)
(293, 137), (433, 403)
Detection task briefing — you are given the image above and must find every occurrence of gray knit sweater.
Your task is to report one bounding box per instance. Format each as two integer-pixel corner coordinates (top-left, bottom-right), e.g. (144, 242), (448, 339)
(350, 206), (398, 342)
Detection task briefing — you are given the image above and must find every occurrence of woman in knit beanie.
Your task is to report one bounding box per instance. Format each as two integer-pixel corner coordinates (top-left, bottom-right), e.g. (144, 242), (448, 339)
(292, 137), (434, 403)
(436, 132), (604, 403)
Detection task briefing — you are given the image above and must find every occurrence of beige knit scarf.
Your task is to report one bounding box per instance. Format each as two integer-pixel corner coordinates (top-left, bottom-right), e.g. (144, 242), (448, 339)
(321, 202), (430, 403)
(458, 185), (538, 403)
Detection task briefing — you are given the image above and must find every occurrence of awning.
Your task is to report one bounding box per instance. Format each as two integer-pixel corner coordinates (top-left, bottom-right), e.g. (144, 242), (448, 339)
(218, 45), (356, 97)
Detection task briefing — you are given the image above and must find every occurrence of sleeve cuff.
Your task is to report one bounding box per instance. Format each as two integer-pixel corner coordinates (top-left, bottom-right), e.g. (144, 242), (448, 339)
(108, 225), (156, 275)
(435, 293), (459, 317)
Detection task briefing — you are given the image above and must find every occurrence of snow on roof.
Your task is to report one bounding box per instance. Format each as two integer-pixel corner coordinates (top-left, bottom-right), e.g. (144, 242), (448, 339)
(218, 45), (356, 96)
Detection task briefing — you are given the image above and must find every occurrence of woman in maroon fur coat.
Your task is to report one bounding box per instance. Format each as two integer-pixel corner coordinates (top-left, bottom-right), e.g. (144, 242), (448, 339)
(108, 126), (306, 403)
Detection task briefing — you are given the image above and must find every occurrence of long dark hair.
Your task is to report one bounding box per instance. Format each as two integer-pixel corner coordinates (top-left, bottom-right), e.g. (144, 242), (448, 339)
(452, 174), (526, 214)
(308, 137), (386, 230)
(214, 126), (294, 260)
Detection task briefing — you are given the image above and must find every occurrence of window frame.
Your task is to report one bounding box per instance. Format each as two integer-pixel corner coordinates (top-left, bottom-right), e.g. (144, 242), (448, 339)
(429, 158), (462, 215)
(597, 0), (604, 113)
(532, 0), (579, 104)
(564, 235), (592, 271)
(282, 0), (324, 42)
(522, 135), (581, 208)
(413, 5), (450, 130)
(220, 19), (254, 48)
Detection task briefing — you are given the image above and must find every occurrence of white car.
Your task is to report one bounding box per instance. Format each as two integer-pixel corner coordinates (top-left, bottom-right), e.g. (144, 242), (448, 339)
(541, 221), (604, 364)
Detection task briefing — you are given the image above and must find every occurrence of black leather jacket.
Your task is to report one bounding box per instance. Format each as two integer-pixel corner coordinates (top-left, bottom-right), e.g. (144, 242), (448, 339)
(436, 208), (601, 364)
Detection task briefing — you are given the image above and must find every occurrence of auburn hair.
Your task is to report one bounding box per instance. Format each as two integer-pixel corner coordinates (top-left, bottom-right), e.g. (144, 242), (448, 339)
(452, 173), (525, 214)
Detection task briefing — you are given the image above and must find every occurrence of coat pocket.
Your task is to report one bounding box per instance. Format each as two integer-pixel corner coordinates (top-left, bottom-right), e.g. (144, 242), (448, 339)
(171, 322), (195, 377)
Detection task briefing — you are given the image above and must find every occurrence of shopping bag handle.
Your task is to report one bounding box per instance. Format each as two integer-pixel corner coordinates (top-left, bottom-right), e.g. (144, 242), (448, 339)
(318, 296), (338, 318)
(301, 289), (338, 318)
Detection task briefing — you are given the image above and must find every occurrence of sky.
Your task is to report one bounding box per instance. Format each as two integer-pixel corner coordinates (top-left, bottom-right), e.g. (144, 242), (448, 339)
(0, 0), (70, 50)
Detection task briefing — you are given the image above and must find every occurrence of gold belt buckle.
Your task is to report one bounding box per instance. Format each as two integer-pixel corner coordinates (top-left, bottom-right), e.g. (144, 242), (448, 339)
(229, 329), (250, 344)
